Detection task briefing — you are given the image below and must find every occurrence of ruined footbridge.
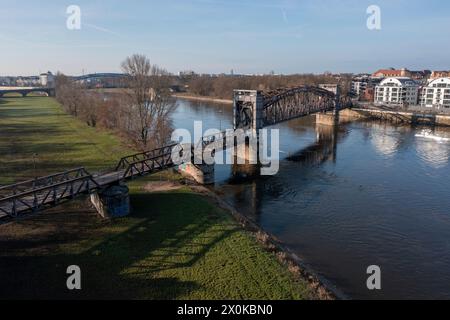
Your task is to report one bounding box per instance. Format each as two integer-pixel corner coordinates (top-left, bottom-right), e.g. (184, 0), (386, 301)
(0, 85), (352, 223)
(0, 145), (177, 222)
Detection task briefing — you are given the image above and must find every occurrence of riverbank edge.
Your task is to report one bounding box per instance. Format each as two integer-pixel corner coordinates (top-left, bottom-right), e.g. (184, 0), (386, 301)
(172, 93), (233, 104)
(341, 107), (450, 127)
(183, 182), (344, 300)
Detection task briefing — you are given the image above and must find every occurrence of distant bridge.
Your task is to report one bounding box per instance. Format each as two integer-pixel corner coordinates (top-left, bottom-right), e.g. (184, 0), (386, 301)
(0, 85), (352, 223)
(72, 73), (126, 82)
(0, 87), (55, 98)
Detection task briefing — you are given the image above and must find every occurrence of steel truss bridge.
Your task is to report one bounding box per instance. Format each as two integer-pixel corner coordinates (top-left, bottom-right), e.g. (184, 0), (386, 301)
(0, 85), (352, 223)
(234, 86), (353, 130)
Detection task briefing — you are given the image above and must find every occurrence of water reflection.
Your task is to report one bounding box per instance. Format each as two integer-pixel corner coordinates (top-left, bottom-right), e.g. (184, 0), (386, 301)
(287, 124), (343, 165)
(225, 121), (346, 223)
(415, 128), (450, 168)
(369, 123), (403, 158)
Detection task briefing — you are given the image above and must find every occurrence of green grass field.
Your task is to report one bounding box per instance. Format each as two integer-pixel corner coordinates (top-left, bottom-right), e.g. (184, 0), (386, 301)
(0, 97), (133, 185)
(0, 97), (313, 299)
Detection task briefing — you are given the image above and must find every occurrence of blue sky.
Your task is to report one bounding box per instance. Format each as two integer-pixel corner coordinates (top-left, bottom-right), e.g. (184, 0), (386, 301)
(1, 0), (449, 76)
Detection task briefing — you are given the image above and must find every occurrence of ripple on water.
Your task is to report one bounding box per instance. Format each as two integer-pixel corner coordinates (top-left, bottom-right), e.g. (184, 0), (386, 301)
(415, 138), (450, 169)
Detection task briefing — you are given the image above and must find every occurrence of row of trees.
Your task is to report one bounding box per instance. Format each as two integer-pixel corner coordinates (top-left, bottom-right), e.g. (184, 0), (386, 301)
(56, 74), (102, 127)
(56, 54), (176, 150)
(185, 74), (352, 100)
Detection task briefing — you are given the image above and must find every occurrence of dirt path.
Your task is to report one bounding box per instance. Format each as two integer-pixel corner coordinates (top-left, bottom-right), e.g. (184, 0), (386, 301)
(172, 94), (233, 104)
(143, 181), (183, 193)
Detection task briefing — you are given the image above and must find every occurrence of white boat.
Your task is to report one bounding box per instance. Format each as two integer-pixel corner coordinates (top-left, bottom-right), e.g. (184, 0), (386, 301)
(415, 130), (450, 142)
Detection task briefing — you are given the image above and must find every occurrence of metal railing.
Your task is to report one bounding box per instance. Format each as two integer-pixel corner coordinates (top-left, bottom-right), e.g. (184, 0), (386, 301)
(0, 168), (99, 219)
(115, 144), (177, 171)
(122, 150), (175, 179)
(0, 168), (93, 198)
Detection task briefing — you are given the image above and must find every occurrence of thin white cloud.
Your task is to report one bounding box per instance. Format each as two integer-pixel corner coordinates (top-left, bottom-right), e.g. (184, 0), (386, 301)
(84, 23), (122, 38)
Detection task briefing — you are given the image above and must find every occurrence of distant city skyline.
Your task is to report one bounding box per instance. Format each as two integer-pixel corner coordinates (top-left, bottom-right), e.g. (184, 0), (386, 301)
(1, 68), (445, 78)
(1, 0), (449, 76)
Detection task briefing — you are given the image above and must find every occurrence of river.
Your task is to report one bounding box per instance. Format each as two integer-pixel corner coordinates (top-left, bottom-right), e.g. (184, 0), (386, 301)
(172, 98), (450, 300)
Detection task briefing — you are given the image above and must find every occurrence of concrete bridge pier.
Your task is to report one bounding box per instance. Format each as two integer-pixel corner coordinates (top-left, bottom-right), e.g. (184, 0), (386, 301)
(234, 135), (259, 164)
(316, 110), (340, 126)
(316, 121), (339, 163)
(90, 185), (130, 219)
(232, 162), (261, 179)
(232, 139), (261, 179)
(233, 90), (264, 132)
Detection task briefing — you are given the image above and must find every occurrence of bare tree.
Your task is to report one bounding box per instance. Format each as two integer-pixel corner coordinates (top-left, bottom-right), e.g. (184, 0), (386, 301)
(183, 74), (345, 100)
(55, 73), (82, 117)
(121, 54), (176, 149)
(55, 73), (105, 127)
(79, 92), (102, 127)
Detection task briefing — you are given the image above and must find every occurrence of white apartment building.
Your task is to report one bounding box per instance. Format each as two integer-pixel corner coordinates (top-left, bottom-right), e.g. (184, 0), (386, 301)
(351, 76), (382, 99)
(319, 83), (340, 95)
(40, 71), (55, 87)
(375, 77), (420, 105)
(351, 79), (368, 97)
(16, 76), (40, 87)
(419, 77), (450, 108)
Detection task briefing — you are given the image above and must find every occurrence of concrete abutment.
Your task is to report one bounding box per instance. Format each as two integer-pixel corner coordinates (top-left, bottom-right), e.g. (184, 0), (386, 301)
(178, 162), (215, 185)
(90, 185), (130, 218)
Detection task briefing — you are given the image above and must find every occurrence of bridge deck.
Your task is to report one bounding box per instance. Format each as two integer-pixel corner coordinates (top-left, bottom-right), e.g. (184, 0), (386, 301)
(0, 166), (158, 222)
(0, 178), (95, 220)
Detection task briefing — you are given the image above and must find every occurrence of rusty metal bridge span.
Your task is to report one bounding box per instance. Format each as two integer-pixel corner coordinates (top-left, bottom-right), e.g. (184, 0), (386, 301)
(233, 86), (352, 130)
(0, 85), (352, 223)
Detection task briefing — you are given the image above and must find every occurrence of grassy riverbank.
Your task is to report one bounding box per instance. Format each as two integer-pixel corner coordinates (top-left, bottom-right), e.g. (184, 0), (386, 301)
(0, 97), (133, 185)
(0, 97), (313, 299)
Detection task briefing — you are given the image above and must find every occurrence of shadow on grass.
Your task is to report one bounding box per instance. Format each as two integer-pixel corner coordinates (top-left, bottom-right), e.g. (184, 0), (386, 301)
(0, 192), (239, 299)
(0, 107), (59, 119)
